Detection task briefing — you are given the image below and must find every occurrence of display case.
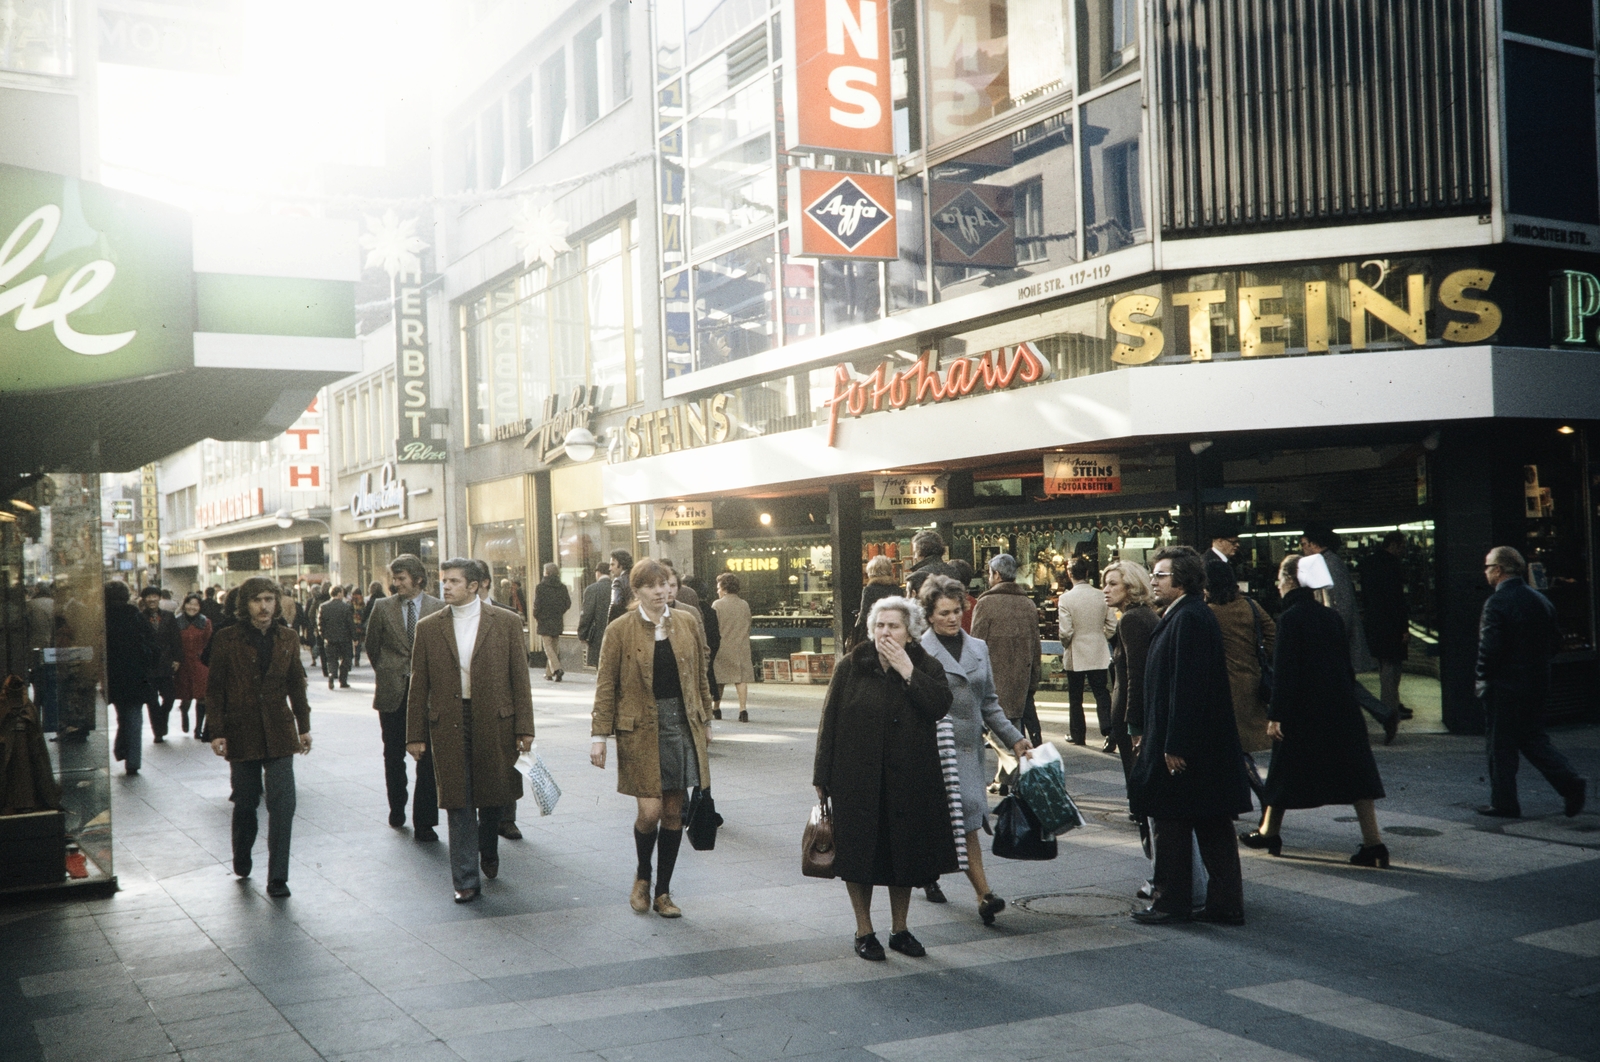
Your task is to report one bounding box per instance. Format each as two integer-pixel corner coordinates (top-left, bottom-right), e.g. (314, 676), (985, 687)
(704, 534), (835, 678)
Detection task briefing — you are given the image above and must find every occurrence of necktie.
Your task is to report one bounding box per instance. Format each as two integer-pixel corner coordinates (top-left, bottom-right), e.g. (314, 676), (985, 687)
(405, 599), (416, 642)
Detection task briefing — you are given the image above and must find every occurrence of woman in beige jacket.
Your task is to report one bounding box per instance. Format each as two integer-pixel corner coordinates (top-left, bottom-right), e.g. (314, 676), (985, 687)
(591, 559), (714, 918)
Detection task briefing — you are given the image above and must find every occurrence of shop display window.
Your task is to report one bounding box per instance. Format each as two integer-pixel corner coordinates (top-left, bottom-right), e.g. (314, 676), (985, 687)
(471, 520), (529, 621)
(1079, 84), (1145, 258)
(556, 506), (641, 631)
(705, 535), (834, 671)
(1521, 436), (1593, 652)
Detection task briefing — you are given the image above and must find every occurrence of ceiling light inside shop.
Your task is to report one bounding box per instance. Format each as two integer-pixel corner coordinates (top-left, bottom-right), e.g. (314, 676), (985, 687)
(10, 499), (36, 511)
(1558, 425), (1576, 434)
(759, 513), (773, 525)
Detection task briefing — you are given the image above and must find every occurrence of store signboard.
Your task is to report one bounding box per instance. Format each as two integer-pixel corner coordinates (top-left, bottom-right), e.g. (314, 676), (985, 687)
(196, 488), (264, 528)
(825, 342), (1048, 445)
(1044, 454), (1121, 496)
(785, 0), (894, 156)
(0, 164), (194, 392)
(98, 0), (245, 75)
(351, 463), (407, 528)
(283, 395), (325, 491)
(654, 502), (713, 531)
(791, 169), (897, 259)
(111, 500), (134, 520)
(396, 268), (445, 462)
(874, 474), (948, 510)
(930, 182), (1015, 267)
(524, 385), (599, 465)
(622, 393), (732, 460)
(141, 464), (161, 568)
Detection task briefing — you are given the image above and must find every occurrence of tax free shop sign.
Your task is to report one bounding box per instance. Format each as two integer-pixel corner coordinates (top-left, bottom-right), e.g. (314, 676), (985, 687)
(0, 164), (358, 394)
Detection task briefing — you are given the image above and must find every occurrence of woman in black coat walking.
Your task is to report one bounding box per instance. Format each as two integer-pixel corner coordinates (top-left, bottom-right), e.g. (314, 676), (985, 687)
(1241, 555), (1389, 867)
(814, 595), (958, 961)
(532, 562), (572, 682)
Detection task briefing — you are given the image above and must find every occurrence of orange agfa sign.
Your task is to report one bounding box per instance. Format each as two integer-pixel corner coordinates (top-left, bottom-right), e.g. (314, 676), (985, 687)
(786, 0), (893, 156)
(792, 169), (898, 259)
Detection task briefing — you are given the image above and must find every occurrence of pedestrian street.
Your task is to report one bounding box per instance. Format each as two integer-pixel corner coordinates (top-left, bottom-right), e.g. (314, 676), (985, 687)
(3, 662), (1597, 1062)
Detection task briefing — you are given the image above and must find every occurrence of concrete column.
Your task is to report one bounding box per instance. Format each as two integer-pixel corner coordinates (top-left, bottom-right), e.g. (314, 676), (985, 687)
(830, 483), (863, 655)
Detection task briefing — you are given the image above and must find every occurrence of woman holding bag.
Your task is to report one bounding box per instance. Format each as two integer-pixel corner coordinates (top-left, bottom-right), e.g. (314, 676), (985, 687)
(917, 576), (1033, 925)
(591, 559), (714, 918)
(814, 596), (958, 961)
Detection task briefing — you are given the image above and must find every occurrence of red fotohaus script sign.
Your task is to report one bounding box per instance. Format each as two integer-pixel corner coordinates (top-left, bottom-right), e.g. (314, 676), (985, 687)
(789, 0), (893, 156)
(824, 342), (1048, 446)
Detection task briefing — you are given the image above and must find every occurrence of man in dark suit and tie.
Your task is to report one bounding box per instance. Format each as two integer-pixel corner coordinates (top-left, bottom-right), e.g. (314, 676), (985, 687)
(578, 563), (612, 668)
(365, 554), (445, 837)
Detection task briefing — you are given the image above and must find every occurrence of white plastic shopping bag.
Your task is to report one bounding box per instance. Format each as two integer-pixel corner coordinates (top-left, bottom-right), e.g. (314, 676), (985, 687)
(515, 747), (561, 816)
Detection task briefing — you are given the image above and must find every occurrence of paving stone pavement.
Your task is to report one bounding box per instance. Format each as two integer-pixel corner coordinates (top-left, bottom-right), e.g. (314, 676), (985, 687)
(2, 657), (1598, 1062)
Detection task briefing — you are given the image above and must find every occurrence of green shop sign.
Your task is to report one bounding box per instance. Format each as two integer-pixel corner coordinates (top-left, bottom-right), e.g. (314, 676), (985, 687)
(0, 164), (194, 392)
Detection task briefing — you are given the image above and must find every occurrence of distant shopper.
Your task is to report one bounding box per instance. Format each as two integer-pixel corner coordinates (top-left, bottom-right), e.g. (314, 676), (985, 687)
(348, 588), (366, 667)
(814, 594), (957, 961)
(919, 576), (1032, 925)
(607, 550), (635, 624)
(591, 559), (714, 919)
(850, 555), (901, 649)
(904, 530), (959, 597)
(662, 560), (699, 608)
(533, 562), (572, 682)
(683, 575), (721, 711)
(1205, 556), (1275, 800)
(207, 577), (312, 898)
(1362, 531), (1411, 723)
(138, 586), (183, 743)
(104, 582), (155, 775)
(1057, 556), (1113, 750)
(1128, 546), (1251, 926)
(1103, 560), (1158, 797)
(971, 553), (1042, 746)
(1475, 546), (1587, 819)
(200, 586), (225, 627)
(364, 555), (443, 836)
(712, 573), (754, 722)
(1238, 555), (1388, 865)
(174, 594), (212, 740)
(406, 559), (535, 903)
(1210, 527), (1240, 565)
(1301, 523), (1396, 744)
(317, 585), (356, 689)
(578, 563), (613, 668)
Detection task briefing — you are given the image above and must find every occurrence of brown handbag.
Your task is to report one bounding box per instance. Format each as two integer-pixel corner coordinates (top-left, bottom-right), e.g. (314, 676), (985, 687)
(801, 800), (836, 879)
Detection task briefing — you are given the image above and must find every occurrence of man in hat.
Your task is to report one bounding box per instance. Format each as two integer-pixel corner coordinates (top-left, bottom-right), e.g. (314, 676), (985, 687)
(207, 577), (312, 898)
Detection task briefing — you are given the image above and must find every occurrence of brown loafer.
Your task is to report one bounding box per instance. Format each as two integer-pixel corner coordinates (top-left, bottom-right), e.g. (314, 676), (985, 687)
(630, 877), (651, 913)
(481, 858), (499, 880)
(653, 893), (682, 918)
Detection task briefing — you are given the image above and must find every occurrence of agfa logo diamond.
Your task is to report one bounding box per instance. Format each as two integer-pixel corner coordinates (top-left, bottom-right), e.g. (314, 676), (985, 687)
(804, 177), (894, 252)
(931, 188), (1008, 259)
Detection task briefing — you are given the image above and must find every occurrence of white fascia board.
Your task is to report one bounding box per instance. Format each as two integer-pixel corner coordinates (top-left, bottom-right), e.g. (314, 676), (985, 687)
(194, 333), (363, 373)
(193, 214), (361, 282)
(604, 347), (1520, 505)
(1157, 215), (1492, 273)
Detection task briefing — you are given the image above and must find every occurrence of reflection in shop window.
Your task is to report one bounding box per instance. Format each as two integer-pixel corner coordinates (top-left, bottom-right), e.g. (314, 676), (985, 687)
(820, 260), (882, 333)
(687, 73), (776, 248)
(664, 270), (693, 378)
(1076, 0), (1139, 93)
(684, 0), (767, 69)
(694, 237), (776, 369)
(781, 247), (817, 341)
(1080, 85), (1145, 258)
(890, 0), (922, 154)
(926, 0), (1071, 144)
(0, 0), (72, 76)
(889, 175), (929, 312)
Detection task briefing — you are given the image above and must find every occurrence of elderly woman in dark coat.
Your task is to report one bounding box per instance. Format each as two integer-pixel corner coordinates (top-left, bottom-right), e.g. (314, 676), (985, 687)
(1241, 555), (1389, 866)
(918, 576), (1033, 925)
(814, 595), (957, 961)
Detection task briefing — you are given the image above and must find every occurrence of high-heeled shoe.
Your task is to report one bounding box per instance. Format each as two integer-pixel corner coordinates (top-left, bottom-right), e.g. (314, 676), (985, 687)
(978, 893), (1006, 926)
(1350, 843), (1390, 868)
(1238, 831), (1282, 856)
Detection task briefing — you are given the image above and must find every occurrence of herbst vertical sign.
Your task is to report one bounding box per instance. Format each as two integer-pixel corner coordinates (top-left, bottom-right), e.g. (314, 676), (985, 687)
(786, 0), (894, 156)
(395, 267), (445, 462)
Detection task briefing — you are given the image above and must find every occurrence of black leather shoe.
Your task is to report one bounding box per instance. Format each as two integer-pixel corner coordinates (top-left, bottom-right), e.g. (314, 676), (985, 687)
(1475, 805), (1521, 819)
(1350, 843), (1390, 868)
(1132, 906), (1190, 925)
(923, 882), (948, 904)
(978, 893), (1006, 926)
(1193, 908), (1244, 926)
(453, 888), (479, 904)
(854, 932), (885, 961)
(1100, 737), (1117, 754)
(266, 879), (290, 898)
(553, 670), (564, 683)
(888, 930), (926, 957)
(1239, 830), (1283, 856)
(233, 857), (251, 878)
(1565, 780), (1588, 818)
(388, 810), (406, 828)
(499, 822), (522, 840)
(481, 858), (499, 880)
(1137, 881), (1155, 900)
(712, 707), (722, 720)
(415, 826), (439, 842)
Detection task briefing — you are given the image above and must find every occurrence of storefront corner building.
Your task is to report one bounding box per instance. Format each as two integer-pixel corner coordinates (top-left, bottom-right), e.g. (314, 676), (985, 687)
(596, 0), (1600, 735)
(0, 164), (362, 894)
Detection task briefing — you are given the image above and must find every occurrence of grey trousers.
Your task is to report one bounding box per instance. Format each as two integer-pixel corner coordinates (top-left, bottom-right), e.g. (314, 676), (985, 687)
(444, 698), (500, 890)
(231, 756), (296, 882)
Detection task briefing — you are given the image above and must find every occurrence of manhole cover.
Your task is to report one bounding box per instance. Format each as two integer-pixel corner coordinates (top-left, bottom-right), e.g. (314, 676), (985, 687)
(1385, 826), (1442, 837)
(1014, 892), (1132, 918)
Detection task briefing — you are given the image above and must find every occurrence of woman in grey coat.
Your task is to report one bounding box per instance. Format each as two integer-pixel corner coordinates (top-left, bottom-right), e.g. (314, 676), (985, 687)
(918, 576), (1034, 925)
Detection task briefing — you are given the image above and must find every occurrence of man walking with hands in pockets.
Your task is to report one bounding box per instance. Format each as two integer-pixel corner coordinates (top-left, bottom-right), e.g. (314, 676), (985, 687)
(407, 559), (536, 903)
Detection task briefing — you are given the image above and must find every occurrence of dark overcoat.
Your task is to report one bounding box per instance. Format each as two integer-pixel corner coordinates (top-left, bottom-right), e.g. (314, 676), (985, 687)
(1128, 594), (1252, 820)
(813, 641), (959, 886)
(1110, 603), (1158, 734)
(1361, 549), (1409, 663)
(406, 604), (535, 809)
(1262, 587), (1386, 808)
(205, 623), (311, 762)
(104, 602), (154, 706)
(1475, 576), (1558, 700)
(532, 576), (572, 638)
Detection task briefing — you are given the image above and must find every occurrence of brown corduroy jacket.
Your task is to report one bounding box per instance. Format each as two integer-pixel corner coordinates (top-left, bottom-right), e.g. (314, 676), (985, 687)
(205, 623), (311, 761)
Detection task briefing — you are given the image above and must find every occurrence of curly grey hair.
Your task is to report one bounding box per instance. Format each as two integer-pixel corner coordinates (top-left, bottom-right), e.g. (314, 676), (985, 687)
(865, 594), (927, 639)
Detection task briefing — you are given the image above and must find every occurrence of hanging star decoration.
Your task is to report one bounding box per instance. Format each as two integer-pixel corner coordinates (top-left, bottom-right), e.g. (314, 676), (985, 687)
(511, 199), (572, 269)
(360, 211), (428, 281)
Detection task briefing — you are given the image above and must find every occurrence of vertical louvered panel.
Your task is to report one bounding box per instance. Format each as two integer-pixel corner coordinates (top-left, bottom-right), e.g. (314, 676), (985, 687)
(1157, 0), (1490, 236)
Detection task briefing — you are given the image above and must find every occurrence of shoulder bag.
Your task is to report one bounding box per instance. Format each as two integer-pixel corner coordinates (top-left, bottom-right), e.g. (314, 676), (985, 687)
(685, 786), (723, 850)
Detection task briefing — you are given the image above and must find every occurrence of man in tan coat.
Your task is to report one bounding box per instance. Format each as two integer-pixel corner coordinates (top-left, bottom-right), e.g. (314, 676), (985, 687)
(406, 558), (535, 903)
(971, 553), (1042, 744)
(1058, 556), (1113, 750)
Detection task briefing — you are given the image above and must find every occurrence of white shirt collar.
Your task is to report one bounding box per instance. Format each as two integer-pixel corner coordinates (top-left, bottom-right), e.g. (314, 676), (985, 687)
(639, 603), (669, 640)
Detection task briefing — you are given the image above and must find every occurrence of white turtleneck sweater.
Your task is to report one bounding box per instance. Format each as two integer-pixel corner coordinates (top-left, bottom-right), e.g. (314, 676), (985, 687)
(451, 596), (481, 698)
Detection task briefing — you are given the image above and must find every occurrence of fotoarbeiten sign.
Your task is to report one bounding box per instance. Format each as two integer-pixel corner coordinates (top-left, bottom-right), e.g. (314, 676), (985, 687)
(0, 164), (194, 391)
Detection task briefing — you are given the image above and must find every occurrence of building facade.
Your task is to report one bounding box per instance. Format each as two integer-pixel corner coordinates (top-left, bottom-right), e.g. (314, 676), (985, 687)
(594, 0), (1600, 732)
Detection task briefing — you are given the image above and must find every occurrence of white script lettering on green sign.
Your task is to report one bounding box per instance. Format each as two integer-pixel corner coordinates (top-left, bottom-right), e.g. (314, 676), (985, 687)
(0, 206), (135, 355)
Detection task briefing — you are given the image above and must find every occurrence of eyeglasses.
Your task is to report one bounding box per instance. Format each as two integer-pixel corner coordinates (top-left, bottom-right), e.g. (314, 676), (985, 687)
(1484, 564), (1501, 571)
(1151, 571), (1173, 581)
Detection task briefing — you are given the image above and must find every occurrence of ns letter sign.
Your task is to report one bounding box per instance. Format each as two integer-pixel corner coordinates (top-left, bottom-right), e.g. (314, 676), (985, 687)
(786, 0), (894, 157)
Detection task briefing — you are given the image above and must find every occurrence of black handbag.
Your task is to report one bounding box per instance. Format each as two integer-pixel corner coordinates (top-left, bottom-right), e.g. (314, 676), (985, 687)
(991, 794), (1057, 861)
(685, 786), (723, 851)
(1249, 598), (1275, 702)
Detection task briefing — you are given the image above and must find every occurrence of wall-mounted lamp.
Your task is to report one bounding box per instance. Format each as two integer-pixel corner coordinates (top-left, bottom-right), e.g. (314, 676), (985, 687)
(563, 427), (598, 462)
(759, 512), (773, 526)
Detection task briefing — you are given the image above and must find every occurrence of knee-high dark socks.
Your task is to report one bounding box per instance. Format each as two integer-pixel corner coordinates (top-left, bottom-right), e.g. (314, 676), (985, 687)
(634, 827), (657, 881)
(655, 827), (683, 897)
